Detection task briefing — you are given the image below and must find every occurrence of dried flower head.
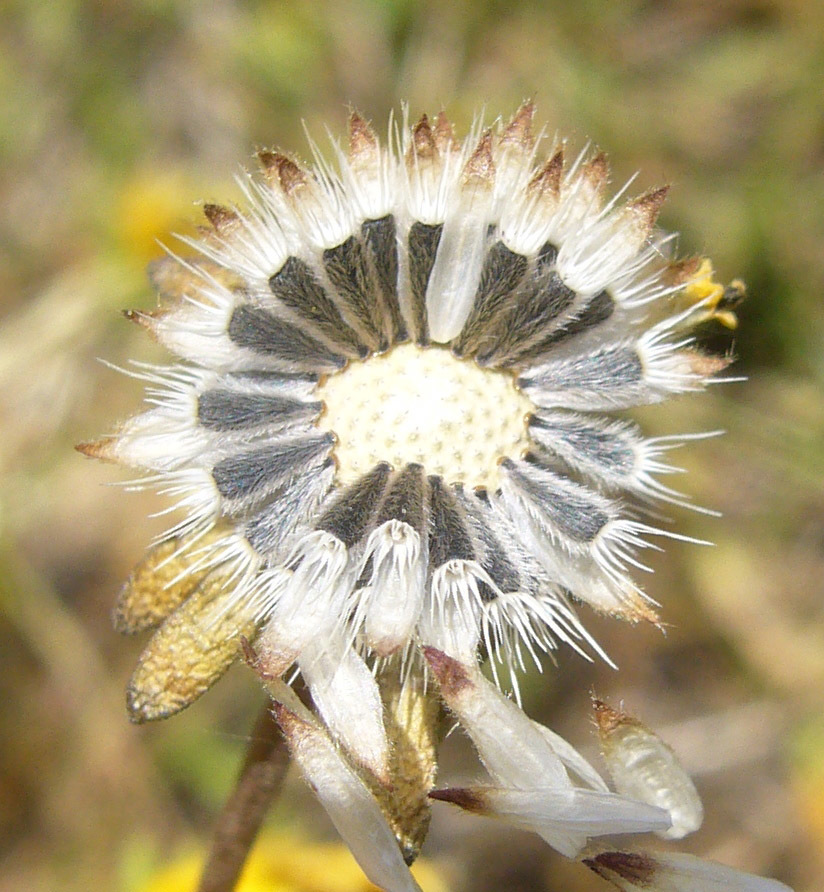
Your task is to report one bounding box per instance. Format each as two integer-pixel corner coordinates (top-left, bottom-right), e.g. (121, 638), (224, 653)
(80, 104), (789, 892)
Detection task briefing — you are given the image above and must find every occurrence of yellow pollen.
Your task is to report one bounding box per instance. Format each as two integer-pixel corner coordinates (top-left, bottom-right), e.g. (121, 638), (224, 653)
(317, 344), (534, 488)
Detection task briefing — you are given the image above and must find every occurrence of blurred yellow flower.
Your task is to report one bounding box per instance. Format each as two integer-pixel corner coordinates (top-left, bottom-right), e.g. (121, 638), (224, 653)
(115, 170), (199, 265)
(790, 718), (824, 865)
(139, 832), (450, 892)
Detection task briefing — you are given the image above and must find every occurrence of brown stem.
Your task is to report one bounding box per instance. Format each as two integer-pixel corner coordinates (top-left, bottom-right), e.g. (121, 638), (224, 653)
(197, 703), (290, 892)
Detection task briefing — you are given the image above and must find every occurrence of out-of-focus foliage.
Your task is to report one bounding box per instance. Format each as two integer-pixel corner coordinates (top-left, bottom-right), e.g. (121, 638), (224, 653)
(0, 1), (821, 890)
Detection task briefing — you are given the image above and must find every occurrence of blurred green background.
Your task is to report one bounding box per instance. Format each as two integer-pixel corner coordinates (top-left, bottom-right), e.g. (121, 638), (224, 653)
(1, 0), (823, 890)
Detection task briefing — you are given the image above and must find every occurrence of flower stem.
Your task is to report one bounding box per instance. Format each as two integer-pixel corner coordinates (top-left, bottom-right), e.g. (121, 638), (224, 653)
(197, 703), (290, 892)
